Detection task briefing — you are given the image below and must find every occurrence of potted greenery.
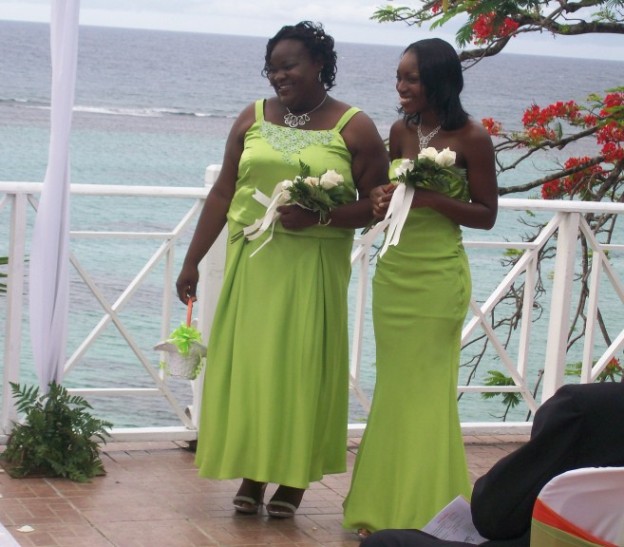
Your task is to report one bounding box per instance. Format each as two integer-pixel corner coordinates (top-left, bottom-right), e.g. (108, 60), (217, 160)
(0, 382), (112, 482)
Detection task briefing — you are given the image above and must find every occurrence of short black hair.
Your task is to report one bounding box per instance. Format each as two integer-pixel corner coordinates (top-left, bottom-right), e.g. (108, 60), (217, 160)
(263, 21), (337, 90)
(403, 38), (469, 130)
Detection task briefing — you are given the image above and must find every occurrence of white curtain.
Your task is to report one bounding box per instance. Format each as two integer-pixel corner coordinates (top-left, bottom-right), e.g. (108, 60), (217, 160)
(29, 0), (80, 391)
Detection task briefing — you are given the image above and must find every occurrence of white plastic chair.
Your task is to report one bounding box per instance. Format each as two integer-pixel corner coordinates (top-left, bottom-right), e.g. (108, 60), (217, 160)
(531, 467), (624, 546)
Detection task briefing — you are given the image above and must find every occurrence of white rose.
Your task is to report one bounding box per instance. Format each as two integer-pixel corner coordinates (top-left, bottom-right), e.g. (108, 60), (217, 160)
(320, 169), (343, 189)
(417, 147), (438, 161)
(281, 179), (294, 189)
(394, 158), (414, 177)
(304, 176), (320, 186)
(279, 189), (292, 203)
(435, 147), (456, 167)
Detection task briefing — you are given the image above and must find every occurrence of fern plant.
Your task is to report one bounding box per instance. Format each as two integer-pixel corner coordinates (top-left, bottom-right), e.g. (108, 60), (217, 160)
(1, 381), (112, 482)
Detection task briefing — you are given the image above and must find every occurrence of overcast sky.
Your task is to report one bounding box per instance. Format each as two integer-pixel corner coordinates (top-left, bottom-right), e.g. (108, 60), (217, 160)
(1, 0), (623, 60)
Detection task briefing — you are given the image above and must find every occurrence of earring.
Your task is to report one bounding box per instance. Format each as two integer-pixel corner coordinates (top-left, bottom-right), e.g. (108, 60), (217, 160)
(318, 72), (322, 83)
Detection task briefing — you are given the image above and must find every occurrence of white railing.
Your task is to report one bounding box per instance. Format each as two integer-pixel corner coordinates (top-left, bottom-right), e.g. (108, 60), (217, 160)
(2, 168), (623, 442)
(350, 198), (624, 434)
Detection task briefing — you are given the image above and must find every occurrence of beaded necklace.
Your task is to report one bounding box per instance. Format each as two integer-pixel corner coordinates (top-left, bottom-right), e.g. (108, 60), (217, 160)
(417, 121), (441, 150)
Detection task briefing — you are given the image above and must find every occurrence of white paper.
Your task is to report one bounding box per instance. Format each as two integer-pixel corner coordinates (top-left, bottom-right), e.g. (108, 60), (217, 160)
(422, 496), (487, 544)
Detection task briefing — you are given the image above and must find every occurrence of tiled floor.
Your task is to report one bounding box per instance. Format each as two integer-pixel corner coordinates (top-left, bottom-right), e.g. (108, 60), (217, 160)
(0, 435), (528, 547)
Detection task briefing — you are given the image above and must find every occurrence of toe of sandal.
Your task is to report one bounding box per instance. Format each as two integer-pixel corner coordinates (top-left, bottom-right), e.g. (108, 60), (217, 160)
(266, 500), (298, 518)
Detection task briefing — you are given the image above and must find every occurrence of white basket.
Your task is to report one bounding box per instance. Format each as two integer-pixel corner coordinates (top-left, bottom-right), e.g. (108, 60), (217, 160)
(154, 340), (206, 380)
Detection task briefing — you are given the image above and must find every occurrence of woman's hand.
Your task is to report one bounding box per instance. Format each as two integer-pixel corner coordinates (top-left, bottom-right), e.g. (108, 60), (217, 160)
(371, 183), (396, 219)
(411, 187), (440, 210)
(277, 204), (318, 230)
(176, 265), (199, 304)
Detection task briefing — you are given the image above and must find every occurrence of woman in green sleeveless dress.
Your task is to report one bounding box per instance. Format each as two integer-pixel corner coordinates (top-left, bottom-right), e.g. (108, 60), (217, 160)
(176, 22), (388, 519)
(343, 38), (498, 536)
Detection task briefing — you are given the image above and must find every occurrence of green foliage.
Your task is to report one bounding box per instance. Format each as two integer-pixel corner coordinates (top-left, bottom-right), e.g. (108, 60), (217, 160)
(481, 370), (522, 409)
(1, 382), (112, 482)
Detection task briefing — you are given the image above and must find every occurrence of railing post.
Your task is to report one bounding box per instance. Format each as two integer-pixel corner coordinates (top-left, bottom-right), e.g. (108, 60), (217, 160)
(541, 211), (580, 402)
(190, 165), (226, 428)
(2, 193), (28, 433)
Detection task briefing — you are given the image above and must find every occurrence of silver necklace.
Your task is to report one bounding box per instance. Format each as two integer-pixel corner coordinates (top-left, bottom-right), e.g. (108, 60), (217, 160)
(284, 94), (328, 128)
(417, 121), (441, 149)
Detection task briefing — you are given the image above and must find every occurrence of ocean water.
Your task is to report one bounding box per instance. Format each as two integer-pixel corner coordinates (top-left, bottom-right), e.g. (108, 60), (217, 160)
(1, 20), (623, 426)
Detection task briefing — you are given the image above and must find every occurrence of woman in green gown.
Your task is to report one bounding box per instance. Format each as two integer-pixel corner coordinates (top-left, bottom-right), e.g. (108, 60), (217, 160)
(176, 21), (388, 519)
(343, 38), (498, 536)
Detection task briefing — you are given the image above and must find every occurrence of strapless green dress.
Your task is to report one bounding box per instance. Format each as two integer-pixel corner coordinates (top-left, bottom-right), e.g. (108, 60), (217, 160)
(195, 100), (360, 488)
(343, 159), (472, 531)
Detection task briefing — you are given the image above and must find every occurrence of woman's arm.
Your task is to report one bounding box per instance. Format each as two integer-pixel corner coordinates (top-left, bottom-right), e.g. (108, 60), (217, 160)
(175, 103), (255, 303)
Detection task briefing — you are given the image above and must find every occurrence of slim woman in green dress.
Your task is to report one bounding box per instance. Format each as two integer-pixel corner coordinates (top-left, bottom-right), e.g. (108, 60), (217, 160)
(176, 22), (388, 519)
(343, 38), (498, 536)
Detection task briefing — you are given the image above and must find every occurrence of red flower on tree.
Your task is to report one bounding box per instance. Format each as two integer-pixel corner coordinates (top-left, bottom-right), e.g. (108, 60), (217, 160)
(522, 101), (581, 127)
(541, 156), (605, 199)
(482, 117), (502, 136)
(471, 12), (519, 44)
(595, 91), (624, 163)
(603, 92), (624, 110)
(601, 142), (624, 163)
(541, 179), (563, 199)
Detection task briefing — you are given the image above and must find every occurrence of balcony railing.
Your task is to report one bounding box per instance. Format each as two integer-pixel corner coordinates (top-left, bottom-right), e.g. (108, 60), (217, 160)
(2, 166), (623, 442)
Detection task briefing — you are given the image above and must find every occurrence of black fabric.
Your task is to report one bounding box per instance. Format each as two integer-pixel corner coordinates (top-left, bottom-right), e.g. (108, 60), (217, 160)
(361, 529), (474, 547)
(471, 382), (624, 540)
(360, 529), (530, 547)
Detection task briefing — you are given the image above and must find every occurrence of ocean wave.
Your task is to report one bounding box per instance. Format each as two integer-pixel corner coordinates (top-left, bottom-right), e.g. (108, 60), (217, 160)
(0, 96), (48, 107)
(0, 97), (234, 119)
(72, 105), (219, 118)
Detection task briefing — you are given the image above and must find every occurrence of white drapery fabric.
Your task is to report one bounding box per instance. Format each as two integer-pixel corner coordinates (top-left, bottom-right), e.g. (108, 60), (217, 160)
(29, 0), (80, 391)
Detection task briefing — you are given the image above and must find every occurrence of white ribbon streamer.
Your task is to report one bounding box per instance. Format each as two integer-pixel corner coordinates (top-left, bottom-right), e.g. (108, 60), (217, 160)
(378, 183), (415, 258)
(241, 183), (288, 257)
(356, 218), (388, 248)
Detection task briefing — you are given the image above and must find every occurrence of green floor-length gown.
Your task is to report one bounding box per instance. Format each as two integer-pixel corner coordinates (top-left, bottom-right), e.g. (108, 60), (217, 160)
(195, 100), (360, 488)
(343, 163), (472, 532)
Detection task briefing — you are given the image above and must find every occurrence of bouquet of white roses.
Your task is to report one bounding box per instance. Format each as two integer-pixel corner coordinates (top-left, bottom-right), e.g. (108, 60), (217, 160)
(283, 161), (347, 224)
(393, 146), (467, 199)
(373, 146), (468, 258)
(231, 161), (348, 255)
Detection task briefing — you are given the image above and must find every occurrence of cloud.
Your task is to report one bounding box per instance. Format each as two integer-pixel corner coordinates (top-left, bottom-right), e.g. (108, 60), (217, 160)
(1, 0), (624, 58)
